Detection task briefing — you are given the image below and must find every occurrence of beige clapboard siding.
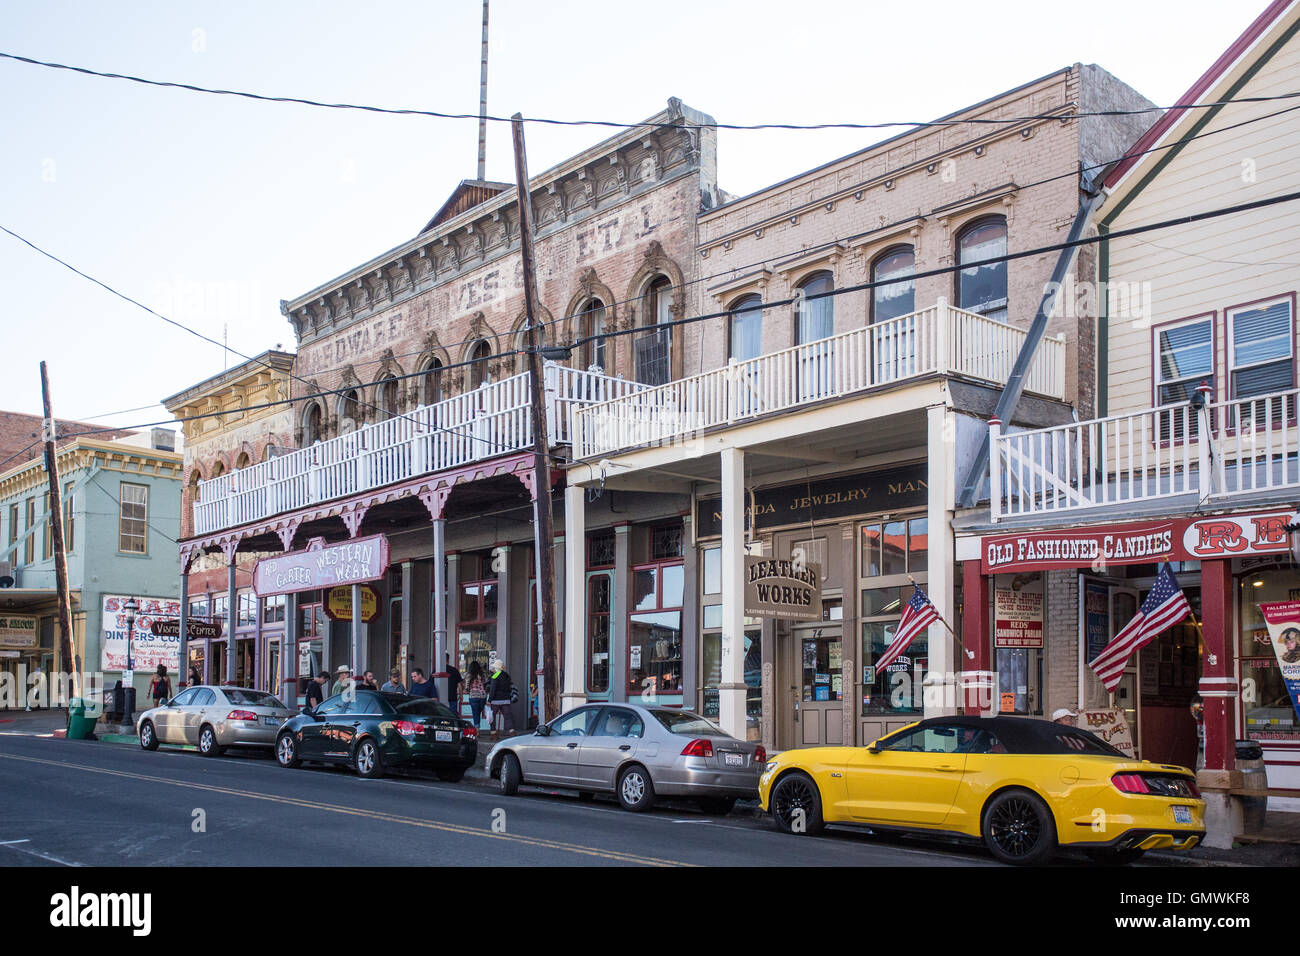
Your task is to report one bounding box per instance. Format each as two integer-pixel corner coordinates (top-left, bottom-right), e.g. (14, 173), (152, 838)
(1106, 27), (1300, 423)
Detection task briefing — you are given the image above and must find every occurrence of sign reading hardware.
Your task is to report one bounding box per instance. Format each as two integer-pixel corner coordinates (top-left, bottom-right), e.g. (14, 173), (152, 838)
(0, 615), (37, 648)
(253, 535), (390, 596)
(744, 558), (822, 621)
(696, 465), (927, 538)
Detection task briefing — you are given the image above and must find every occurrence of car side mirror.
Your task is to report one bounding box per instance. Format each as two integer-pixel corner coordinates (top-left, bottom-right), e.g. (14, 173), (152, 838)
(158, 699), (168, 707)
(536, 724), (552, 737)
(867, 742), (881, 754)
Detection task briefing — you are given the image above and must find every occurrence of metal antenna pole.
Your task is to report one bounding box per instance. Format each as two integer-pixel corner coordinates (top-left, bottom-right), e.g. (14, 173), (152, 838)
(477, 0), (489, 180)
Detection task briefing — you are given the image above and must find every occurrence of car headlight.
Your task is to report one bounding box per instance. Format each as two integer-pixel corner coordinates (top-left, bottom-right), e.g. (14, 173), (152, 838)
(763, 760), (780, 775)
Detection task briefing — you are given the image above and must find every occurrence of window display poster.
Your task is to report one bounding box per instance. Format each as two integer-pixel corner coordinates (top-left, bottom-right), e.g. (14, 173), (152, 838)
(630, 645), (642, 668)
(1256, 601), (1300, 731)
(1078, 708), (1136, 759)
(1084, 581), (1110, 663)
(995, 575), (1044, 648)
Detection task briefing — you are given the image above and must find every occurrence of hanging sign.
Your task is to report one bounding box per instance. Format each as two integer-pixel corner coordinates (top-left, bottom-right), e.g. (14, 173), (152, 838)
(150, 619), (223, 640)
(994, 574), (1044, 647)
(323, 585), (381, 623)
(253, 535), (390, 596)
(1256, 601), (1300, 735)
(0, 615), (38, 648)
(744, 558), (822, 621)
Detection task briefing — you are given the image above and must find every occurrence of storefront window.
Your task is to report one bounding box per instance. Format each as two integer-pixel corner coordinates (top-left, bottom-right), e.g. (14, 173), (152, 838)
(1239, 566), (1300, 741)
(261, 594), (286, 624)
(858, 511), (928, 717)
(802, 631), (843, 702)
(861, 517), (927, 578)
(701, 629), (762, 740)
(628, 558), (683, 704)
(587, 573), (612, 694)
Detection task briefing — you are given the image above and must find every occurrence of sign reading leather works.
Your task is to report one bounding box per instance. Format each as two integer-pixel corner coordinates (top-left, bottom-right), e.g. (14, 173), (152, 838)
(696, 465), (927, 538)
(981, 511), (1294, 573)
(745, 558), (822, 620)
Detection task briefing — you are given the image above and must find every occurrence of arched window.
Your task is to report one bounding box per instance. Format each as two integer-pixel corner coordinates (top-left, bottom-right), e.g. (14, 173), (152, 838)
(576, 298), (608, 372)
(957, 217), (1008, 322)
(188, 470), (202, 504)
(421, 358), (443, 406)
(303, 403), (323, 444)
(211, 460), (225, 478)
(872, 246), (915, 324)
(340, 389), (362, 431)
(635, 277), (674, 386)
(375, 378), (400, 420)
(796, 271), (834, 344)
(469, 340), (492, 389)
(729, 294), (764, 362)
(235, 452), (251, 470)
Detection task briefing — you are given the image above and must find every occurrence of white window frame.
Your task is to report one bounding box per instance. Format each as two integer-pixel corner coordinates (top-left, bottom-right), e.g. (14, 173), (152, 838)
(119, 482), (149, 555)
(1227, 294), (1295, 401)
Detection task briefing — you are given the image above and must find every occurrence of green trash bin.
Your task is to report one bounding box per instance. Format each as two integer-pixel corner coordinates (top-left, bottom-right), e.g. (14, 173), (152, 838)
(65, 698), (98, 740)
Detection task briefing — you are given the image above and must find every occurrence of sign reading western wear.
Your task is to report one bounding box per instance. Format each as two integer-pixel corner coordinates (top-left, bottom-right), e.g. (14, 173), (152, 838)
(981, 511), (1294, 573)
(744, 558), (822, 621)
(253, 535), (391, 596)
(0, 615), (37, 648)
(696, 465), (927, 538)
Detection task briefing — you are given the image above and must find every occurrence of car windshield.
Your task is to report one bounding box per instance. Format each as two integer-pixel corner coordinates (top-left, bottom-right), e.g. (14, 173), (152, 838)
(651, 710), (725, 736)
(393, 698), (457, 719)
(225, 689), (284, 708)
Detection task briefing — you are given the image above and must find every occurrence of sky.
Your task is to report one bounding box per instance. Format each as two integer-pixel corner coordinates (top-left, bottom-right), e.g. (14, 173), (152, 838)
(0, 0), (1269, 438)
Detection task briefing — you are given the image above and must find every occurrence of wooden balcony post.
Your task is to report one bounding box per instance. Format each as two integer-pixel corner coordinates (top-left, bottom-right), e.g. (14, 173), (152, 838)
(935, 296), (950, 375)
(988, 417), (1003, 522)
(1196, 383), (1214, 500)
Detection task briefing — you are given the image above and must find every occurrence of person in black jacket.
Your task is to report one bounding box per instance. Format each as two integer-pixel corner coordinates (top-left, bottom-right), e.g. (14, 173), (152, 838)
(304, 672), (328, 711)
(487, 661), (515, 735)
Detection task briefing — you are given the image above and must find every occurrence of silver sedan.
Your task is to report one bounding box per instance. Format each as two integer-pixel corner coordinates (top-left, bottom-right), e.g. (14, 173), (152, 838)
(485, 703), (765, 813)
(137, 685), (297, 757)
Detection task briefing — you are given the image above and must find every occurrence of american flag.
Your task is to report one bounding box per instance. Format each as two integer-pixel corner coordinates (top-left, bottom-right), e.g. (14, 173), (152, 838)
(1090, 563), (1191, 693)
(876, 584), (940, 673)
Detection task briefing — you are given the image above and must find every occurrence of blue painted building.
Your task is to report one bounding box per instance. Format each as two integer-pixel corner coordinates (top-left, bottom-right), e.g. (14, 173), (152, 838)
(0, 433), (182, 710)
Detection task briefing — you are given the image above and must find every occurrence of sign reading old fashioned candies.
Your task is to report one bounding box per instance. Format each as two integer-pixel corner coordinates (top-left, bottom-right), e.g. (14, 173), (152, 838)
(254, 535), (391, 596)
(745, 557), (822, 621)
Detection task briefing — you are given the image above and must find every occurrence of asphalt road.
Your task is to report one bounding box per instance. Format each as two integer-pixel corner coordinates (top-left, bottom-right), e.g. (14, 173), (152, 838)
(0, 732), (1017, 867)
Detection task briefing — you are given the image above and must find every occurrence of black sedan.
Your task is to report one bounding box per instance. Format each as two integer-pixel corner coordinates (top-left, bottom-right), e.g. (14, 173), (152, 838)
(275, 690), (477, 781)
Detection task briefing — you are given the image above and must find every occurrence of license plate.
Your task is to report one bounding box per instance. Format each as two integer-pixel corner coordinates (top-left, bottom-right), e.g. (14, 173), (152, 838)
(435, 730), (453, 742)
(1173, 805), (1192, 824)
(263, 717), (278, 727)
(724, 752), (744, 767)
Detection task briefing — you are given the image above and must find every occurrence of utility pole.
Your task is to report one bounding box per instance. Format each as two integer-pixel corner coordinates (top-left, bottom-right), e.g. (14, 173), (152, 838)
(40, 362), (78, 702)
(477, 0), (490, 181)
(511, 113), (560, 723)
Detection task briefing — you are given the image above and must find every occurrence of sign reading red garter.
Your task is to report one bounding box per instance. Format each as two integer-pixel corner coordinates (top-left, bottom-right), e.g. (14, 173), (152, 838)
(981, 511), (1294, 573)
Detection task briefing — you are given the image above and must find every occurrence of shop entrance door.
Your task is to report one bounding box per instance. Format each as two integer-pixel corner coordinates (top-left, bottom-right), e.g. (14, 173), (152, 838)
(785, 623), (844, 748)
(1110, 587), (1141, 757)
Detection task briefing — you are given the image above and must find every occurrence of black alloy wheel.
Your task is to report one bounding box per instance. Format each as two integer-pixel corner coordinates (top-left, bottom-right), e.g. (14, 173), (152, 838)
(770, 773), (824, 835)
(983, 790), (1057, 865)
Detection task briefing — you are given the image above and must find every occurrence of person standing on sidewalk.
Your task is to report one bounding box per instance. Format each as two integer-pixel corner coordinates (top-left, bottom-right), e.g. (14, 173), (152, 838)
(465, 661), (488, 730)
(487, 660), (515, 735)
(149, 665), (172, 707)
(445, 654), (463, 716)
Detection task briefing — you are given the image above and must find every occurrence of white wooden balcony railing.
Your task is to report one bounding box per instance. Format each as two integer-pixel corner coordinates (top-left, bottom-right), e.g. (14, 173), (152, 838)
(192, 364), (646, 536)
(990, 387), (1300, 521)
(572, 299), (1066, 460)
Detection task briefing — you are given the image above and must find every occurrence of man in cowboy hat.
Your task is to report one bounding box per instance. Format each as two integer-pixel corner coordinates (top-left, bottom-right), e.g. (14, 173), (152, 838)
(332, 665), (355, 697)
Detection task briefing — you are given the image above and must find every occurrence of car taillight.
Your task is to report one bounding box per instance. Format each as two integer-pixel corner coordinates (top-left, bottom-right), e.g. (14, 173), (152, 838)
(681, 738), (714, 758)
(462, 724), (477, 739)
(1112, 773), (1151, 794)
(1187, 777), (1200, 799)
(227, 710), (258, 722)
(754, 745), (767, 764)
(393, 720), (422, 736)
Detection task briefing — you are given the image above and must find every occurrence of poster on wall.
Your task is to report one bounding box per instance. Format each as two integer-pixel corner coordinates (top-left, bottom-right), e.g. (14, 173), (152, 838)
(1078, 708), (1136, 758)
(1256, 601), (1300, 732)
(100, 595), (182, 672)
(994, 574), (1044, 647)
(1084, 580), (1110, 664)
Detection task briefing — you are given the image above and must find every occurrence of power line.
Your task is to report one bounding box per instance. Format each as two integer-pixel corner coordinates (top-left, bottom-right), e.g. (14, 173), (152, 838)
(5, 49), (1300, 132)
(20, 187), (1300, 451)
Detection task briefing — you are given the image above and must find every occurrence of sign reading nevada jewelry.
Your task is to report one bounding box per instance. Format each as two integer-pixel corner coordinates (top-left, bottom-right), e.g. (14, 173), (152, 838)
(697, 465), (927, 538)
(744, 558), (822, 621)
(253, 535), (391, 596)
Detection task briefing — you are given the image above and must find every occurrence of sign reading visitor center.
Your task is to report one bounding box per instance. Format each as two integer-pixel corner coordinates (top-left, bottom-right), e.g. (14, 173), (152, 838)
(253, 535), (391, 596)
(744, 557), (822, 621)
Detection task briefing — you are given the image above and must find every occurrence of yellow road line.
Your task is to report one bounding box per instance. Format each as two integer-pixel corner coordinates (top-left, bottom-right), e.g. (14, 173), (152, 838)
(0, 752), (692, 867)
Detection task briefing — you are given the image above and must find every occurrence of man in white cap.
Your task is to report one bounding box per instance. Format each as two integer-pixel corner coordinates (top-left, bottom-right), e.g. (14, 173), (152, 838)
(332, 665), (354, 697)
(1051, 708), (1077, 726)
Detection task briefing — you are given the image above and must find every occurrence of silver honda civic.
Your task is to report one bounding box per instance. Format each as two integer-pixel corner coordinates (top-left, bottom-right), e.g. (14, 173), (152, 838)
(137, 685), (297, 757)
(485, 702), (765, 813)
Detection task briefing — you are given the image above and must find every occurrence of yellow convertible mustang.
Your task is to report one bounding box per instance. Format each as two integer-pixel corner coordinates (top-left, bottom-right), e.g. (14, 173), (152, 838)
(759, 715), (1205, 865)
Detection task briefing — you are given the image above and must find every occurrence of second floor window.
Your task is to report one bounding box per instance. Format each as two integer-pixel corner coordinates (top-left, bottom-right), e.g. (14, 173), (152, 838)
(1229, 297), (1293, 401)
(957, 217), (1008, 322)
(797, 272), (834, 344)
(635, 277), (674, 387)
(24, 497), (35, 564)
(872, 246), (915, 323)
(303, 403), (323, 445)
(1156, 315), (1213, 441)
(577, 298), (608, 372)
(119, 482), (148, 554)
(729, 294), (764, 362)
(469, 340), (492, 390)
